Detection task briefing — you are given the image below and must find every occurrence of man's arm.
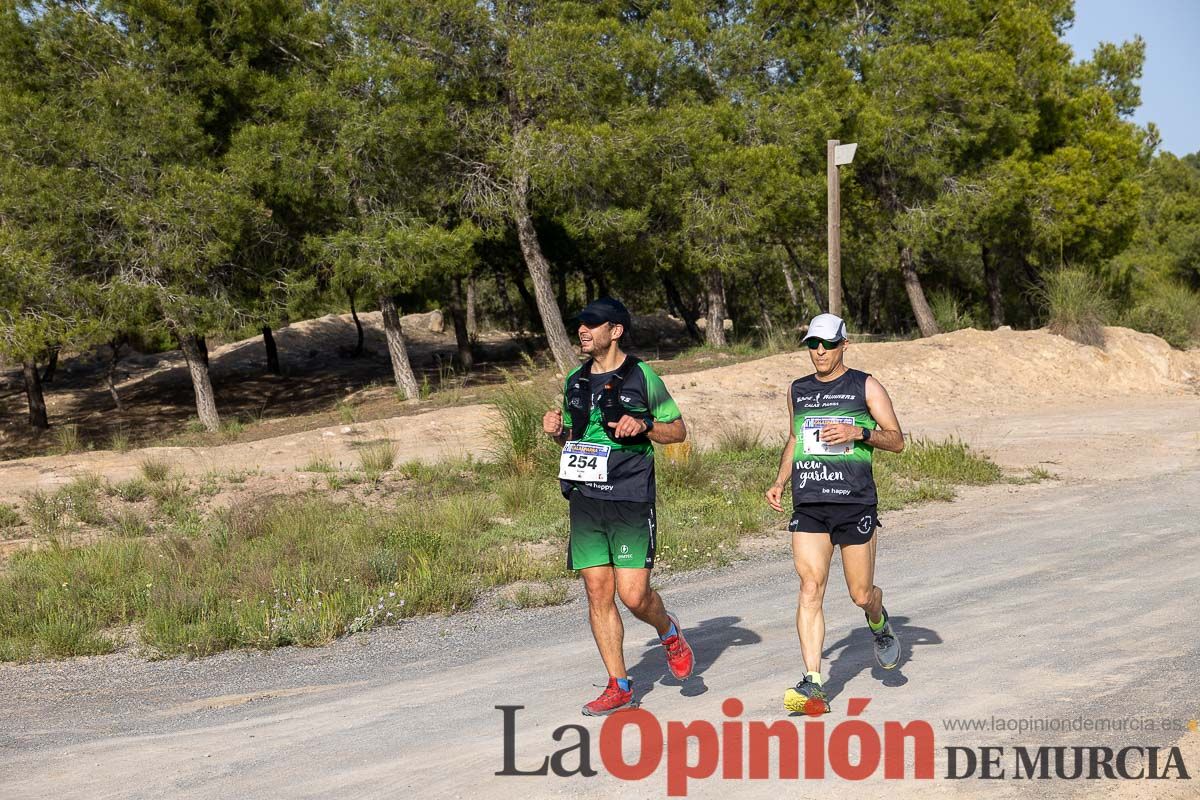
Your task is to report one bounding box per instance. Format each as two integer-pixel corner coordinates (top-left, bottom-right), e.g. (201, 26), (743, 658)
(542, 408), (570, 449)
(765, 393), (795, 512)
(606, 415), (686, 444)
(816, 376), (905, 453)
(861, 376), (905, 452)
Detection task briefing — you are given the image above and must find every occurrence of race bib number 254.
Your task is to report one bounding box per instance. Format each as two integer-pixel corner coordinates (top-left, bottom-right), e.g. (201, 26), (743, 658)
(558, 441), (611, 482)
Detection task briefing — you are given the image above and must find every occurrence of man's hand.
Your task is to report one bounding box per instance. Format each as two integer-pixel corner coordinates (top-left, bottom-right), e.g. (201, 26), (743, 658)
(606, 414), (649, 439)
(765, 482), (787, 513)
(543, 408), (564, 437)
(818, 423), (861, 445)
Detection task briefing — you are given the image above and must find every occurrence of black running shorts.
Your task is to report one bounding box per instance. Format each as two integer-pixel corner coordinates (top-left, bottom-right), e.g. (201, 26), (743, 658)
(788, 503), (879, 546)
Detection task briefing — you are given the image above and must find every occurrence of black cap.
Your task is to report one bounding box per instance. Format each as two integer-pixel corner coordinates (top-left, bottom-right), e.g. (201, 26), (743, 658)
(574, 297), (632, 329)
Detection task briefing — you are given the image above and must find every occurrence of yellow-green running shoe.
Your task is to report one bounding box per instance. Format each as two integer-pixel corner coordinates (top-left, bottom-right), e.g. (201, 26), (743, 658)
(783, 675), (830, 715)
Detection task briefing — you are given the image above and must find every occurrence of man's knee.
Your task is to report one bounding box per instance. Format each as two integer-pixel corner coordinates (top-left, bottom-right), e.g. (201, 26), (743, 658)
(849, 586), (875, 609)
(582, 572), (616, 607)
(798, 577), (826, 606)
(617, 584), (651, 613)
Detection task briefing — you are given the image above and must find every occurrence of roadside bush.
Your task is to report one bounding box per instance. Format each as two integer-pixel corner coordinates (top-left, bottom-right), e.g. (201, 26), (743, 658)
(1122, 279), (1200, 349)
(489, 376), (555, 475)
(1038, 269), (1114, 346)
(929, 290), (980, 332)
(0, 504), (21, 529)
(357, 440), (397, 481)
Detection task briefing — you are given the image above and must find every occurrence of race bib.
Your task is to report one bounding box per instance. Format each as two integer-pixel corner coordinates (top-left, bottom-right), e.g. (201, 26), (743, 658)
(802, 416), (855, 456)
(558, 441), (611, 482)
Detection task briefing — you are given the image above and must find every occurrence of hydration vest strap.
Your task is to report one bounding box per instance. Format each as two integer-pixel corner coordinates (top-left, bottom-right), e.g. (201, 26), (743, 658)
(566, 355), (650, 445)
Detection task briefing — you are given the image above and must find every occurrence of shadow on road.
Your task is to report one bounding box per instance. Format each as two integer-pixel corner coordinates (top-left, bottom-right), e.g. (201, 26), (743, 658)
(816, 615), (943, 704)
(627, 615), (762, 703)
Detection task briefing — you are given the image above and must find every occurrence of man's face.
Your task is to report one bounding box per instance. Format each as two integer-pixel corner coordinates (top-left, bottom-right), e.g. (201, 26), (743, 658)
(578, 320), (619, 354)
(807, 338), (846, 373)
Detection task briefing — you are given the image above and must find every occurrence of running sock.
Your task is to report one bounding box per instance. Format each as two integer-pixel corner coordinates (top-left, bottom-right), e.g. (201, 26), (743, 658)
(805, 671), (823, 686)
(615, 677), (631, 692)
(660, 620), (678, 641)
(867, 607), (888, 633)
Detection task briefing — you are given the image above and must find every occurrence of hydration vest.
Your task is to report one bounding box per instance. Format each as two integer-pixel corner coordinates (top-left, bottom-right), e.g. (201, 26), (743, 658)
(565, 356), (651, 445)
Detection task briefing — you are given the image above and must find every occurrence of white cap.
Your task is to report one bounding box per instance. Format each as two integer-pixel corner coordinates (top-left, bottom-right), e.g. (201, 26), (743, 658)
(803, 313), (847, 342)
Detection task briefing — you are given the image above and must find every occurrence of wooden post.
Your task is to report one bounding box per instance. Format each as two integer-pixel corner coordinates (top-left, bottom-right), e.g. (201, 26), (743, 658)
(827, 138), (842, 317)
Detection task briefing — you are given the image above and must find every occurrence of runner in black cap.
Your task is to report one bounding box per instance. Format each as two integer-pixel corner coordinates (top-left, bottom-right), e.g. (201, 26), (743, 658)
(764, 313), (907, 714)
(542, 298), (695, 716)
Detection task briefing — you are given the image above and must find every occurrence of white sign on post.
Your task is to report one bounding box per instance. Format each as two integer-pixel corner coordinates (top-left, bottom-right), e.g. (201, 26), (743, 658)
(833, 143), (858, 166)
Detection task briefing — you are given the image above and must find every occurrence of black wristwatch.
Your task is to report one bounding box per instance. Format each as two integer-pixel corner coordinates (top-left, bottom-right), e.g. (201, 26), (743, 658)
(860, 427), (871, 442)
(642, 417), (655, 434)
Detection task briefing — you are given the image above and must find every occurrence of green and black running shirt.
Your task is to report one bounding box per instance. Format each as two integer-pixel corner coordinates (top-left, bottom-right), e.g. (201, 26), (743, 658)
(560, 359), (681, 503)
(790, 368), (878, 506)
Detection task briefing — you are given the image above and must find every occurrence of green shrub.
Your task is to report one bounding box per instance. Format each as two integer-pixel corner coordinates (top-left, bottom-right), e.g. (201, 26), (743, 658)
(1122, 279), (1200, 349)
(0, 504), (21, 529)
(513, 582), (569, 608)
(107, 428), (131, 453)
(1038, 269), (1114, 346)
(109, 478), (150, 503)
(139, 458), (171, 483)
(929, 290), (980, 332)
(56, 475), (106, 525)
(22, 490), (69, 538)
(357, 440), (397, 481)
(52, 424), (82, 455)
(489, 377), (554, 475)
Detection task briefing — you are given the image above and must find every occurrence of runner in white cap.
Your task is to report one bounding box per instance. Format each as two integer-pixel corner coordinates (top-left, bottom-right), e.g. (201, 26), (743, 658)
(765, 313), (907, 714)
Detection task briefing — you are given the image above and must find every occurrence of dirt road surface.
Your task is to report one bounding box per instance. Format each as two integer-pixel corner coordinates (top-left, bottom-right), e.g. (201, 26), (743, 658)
(2, 466), (1198, 798)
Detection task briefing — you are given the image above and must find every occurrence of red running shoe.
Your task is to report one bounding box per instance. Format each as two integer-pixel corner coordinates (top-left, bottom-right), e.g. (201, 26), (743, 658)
(582, 677), (634, 717)
(662, 612), (694, 679)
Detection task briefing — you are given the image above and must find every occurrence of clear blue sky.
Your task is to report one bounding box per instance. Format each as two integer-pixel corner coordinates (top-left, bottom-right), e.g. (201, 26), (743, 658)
(1063, 0), (1200, 156)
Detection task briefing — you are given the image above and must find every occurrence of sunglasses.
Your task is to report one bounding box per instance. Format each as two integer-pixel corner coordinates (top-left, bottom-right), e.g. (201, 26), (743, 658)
(806, 338), (844, 350)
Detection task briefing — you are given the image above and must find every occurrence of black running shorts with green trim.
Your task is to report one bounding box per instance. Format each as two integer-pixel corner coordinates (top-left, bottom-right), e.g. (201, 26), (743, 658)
(788, 502), (879, 547)
(568, 489), (656, 570)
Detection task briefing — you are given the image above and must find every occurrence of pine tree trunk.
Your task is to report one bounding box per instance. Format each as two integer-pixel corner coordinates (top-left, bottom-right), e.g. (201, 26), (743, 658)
(179, 334), (220, 431)
(511, 167), (577, 373)
(780, 240), (826, 311)
(348, 289), (365, 357)
(493, 268), (522, 332)
(508, 263), (540, 331)
(22, 359), (48, 429)
(262, 326), (281, 374)
(781, 262), (799, 307)
(107, 340), (124, 411)
(40, 347), (59, 383)
(705, 267), (728, 347)
(662, 275), (703, 342)
(983, 246), (1005, 328)
(449, 278), (474, 371)
(900, 246), (941, 337)
(465, 275), (477, 337)
(379, 294), (420, 399)
(197, 336), (209, 368)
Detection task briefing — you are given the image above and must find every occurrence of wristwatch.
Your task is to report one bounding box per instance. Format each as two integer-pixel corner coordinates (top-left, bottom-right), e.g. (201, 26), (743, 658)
(860, 427), (871, 442)
(642, 417), (655, 434)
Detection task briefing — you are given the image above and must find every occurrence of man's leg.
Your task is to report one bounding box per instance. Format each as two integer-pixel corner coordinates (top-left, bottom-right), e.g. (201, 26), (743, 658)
(613, 567), (670, 634)
(840, 522), (901, 669)
(839, 534), (883, 622)
(580, 565), (627, 678)
(791, 531), (835, 673)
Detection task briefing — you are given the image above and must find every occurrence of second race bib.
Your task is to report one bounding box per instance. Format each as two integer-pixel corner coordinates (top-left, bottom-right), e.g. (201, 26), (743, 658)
(558, 441), (611, 482)
(802, 416), (855, 456)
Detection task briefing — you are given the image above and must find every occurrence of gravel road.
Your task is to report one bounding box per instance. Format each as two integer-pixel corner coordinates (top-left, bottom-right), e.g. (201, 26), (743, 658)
(2, 467), (1198, 799)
